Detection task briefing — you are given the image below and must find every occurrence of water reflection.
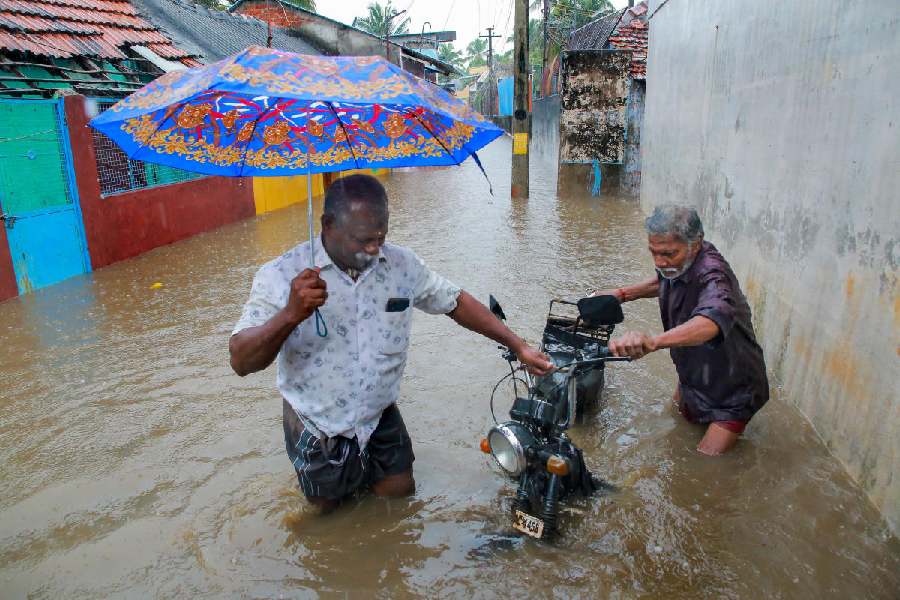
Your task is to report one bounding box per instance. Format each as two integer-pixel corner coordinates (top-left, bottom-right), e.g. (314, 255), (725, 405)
(0, 139), (897, 598)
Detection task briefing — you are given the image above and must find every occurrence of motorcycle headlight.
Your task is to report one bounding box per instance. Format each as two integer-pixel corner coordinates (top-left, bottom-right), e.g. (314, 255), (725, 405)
(487, 422), (535, 477)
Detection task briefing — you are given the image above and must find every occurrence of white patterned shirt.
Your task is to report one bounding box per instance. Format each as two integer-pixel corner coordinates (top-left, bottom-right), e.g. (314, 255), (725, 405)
(233, 237), (461, 449)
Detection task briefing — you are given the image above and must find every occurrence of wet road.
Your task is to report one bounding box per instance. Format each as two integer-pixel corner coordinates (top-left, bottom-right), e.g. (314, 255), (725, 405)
(1, 139), (898, 598)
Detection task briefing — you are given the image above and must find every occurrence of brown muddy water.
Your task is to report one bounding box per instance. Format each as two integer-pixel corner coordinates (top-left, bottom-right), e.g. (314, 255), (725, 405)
(1, 139), (898, 599)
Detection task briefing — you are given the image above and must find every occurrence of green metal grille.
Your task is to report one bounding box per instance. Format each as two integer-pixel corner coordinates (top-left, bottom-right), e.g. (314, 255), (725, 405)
(91, 99), (204, 197)
(0, 101), (71, 214)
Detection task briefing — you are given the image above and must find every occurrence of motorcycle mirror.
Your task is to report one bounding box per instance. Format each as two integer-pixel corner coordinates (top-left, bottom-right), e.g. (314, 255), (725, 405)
(489, 295), (507, 321)
(577, 295), (624, 326)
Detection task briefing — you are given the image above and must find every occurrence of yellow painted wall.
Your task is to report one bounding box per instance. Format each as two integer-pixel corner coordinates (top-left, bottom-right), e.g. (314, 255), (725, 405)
(254, 170), (391, 215)
(253, 174), (325, 215)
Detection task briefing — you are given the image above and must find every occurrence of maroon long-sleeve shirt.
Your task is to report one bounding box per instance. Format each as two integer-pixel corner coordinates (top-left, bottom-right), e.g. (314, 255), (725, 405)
(659, 241), (769, 423)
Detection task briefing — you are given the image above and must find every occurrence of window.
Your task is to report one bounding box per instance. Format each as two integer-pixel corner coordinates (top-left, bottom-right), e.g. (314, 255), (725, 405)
(90, 99), (204, 196)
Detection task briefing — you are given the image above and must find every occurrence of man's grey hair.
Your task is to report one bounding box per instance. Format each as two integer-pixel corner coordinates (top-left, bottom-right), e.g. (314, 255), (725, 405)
(644, 205), (704, 243)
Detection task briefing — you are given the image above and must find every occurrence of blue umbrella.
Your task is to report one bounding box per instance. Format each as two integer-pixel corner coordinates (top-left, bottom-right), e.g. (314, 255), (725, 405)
(91, 46), (503, 334)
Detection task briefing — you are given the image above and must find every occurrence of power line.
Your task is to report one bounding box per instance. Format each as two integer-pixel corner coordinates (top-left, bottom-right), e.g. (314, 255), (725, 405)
(441, 0), (456, 31)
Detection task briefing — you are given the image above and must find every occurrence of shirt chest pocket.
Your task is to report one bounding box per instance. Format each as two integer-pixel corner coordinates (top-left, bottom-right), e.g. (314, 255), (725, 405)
(377, 305), (412, 355)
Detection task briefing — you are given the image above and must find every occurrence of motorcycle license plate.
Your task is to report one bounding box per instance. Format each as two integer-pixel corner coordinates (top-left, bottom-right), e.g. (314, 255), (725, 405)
(513, 510), (545, 539)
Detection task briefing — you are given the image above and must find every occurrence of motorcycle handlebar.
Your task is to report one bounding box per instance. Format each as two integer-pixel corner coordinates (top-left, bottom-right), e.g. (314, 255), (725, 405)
(499, 346), (631, 371)
(553, 355), (631, 372)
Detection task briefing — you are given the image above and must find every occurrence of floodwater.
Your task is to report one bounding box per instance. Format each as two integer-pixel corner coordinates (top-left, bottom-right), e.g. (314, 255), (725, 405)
(1, 138), (898, 599)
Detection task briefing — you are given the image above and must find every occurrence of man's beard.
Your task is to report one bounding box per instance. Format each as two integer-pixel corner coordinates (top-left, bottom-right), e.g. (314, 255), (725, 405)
(351, 252), (376, 271)
(657, 254), (696, 280)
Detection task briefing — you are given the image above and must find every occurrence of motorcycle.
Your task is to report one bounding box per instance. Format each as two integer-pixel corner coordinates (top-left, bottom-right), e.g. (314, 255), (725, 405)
(480, 294), (628, 540)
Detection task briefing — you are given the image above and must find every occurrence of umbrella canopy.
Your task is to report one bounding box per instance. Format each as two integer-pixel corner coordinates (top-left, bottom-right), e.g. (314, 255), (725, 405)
(90, 46), (503, 177)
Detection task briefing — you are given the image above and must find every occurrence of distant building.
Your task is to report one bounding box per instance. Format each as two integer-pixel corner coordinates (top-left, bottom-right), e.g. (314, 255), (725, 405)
(388, 30), (457, 51)
(228, 0), (459, 82)
(132, 0), (320, 61)
(559, 2), (648, 197)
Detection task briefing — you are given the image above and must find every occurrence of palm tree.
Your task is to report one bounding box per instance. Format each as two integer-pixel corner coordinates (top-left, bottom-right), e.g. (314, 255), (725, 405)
(530, 0), (613, 17)
(503, 19), (545, 69)
(353, 1), (411, 38)
(465, 38), (488, 69)
(437, 43), (464, 69)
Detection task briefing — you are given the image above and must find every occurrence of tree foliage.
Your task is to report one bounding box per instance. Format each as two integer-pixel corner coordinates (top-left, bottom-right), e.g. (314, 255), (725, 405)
(464, 38), (488, 69)
(437, 43), (464, 69)
(353, 1), (411, 38)
(282, 0), (316, 11)
(548, 0), (615, 42)
(194, 0), (227, 10)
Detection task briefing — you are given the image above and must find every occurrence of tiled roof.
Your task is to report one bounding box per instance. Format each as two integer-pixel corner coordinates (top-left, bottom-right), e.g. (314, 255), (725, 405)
(608, 23), (647, 79)
(0, 0), (194, 62)
(567, 1), (649, 80)
(130, 0), (319, 63)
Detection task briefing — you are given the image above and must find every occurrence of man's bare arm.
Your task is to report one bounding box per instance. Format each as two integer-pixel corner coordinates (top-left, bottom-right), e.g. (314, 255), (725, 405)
(617, 277), (661, 302)
(229, 268), (326, 376)
(609, 315), (719, 359)
(230, 310), (303, 376)
(595, 276), (660, 303)
(448, 291), (553, 375)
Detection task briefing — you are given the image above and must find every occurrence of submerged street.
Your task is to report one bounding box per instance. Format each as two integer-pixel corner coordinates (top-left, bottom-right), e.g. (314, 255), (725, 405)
(1, 139), (898, 598)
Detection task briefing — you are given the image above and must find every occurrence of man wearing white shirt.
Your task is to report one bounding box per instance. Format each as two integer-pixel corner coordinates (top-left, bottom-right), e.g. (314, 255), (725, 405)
(230, 174), (552, 510)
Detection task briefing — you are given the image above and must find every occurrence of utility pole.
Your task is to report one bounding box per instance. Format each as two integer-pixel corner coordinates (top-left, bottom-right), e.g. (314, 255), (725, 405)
(542, 0), (549, 78)
(479, 27), (500, 116)
(511, 0), (530, 198)
(384, 9), (407, 65)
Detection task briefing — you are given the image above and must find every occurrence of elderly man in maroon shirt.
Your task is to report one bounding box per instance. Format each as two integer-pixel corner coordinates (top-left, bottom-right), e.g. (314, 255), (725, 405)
(601, 205), (769, 455)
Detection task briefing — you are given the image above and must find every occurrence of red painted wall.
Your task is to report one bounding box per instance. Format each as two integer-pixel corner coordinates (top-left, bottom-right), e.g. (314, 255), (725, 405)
(64, 96), (255, 269)
(0, 222), (17, 301)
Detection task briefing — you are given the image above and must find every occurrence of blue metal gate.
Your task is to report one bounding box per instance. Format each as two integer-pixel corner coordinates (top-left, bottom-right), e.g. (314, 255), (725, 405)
(0, 99), (90, 294)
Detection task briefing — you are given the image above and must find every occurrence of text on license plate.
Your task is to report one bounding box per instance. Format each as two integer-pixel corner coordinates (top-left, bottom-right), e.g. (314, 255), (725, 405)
(513, 510), (544, 538)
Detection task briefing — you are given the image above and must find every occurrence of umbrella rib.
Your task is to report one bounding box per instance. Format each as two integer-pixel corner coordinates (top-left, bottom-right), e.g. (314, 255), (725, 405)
(408, 112), (459, 165)
(235, 102), (272, 178)
(324, 101), (360, 170)
(125, 102), (182, 162)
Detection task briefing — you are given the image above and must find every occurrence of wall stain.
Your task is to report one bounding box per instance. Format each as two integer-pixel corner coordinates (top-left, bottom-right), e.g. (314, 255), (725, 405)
(845, 273), (855, 299)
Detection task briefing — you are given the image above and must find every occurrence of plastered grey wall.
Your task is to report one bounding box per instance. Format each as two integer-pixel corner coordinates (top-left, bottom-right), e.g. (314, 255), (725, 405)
(623, 79), (645, 197)
(641, 0), (899, 534)
(531, 95), (560, 161)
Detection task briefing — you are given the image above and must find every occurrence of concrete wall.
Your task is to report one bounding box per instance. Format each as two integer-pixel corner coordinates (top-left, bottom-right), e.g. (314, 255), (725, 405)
(641, 0), (900, 534)
(531, 95), (560, 160)
(622, 79), (645, 196)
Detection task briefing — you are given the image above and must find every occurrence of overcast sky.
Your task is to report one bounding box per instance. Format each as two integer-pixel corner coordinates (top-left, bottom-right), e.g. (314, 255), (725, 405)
(316, 1), (630, 55)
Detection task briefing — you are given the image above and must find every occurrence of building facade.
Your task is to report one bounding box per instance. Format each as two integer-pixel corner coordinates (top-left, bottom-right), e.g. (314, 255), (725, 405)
(558, 2), (648, 197)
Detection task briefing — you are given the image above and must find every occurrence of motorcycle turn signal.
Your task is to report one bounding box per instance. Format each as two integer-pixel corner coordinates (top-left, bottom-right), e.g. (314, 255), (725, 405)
(546, 455), (570, 476)
(480, 438), (492, 454)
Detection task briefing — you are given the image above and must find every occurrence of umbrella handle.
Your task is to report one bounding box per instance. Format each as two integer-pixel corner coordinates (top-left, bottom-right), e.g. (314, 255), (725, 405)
(315, 308), (328, 337)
